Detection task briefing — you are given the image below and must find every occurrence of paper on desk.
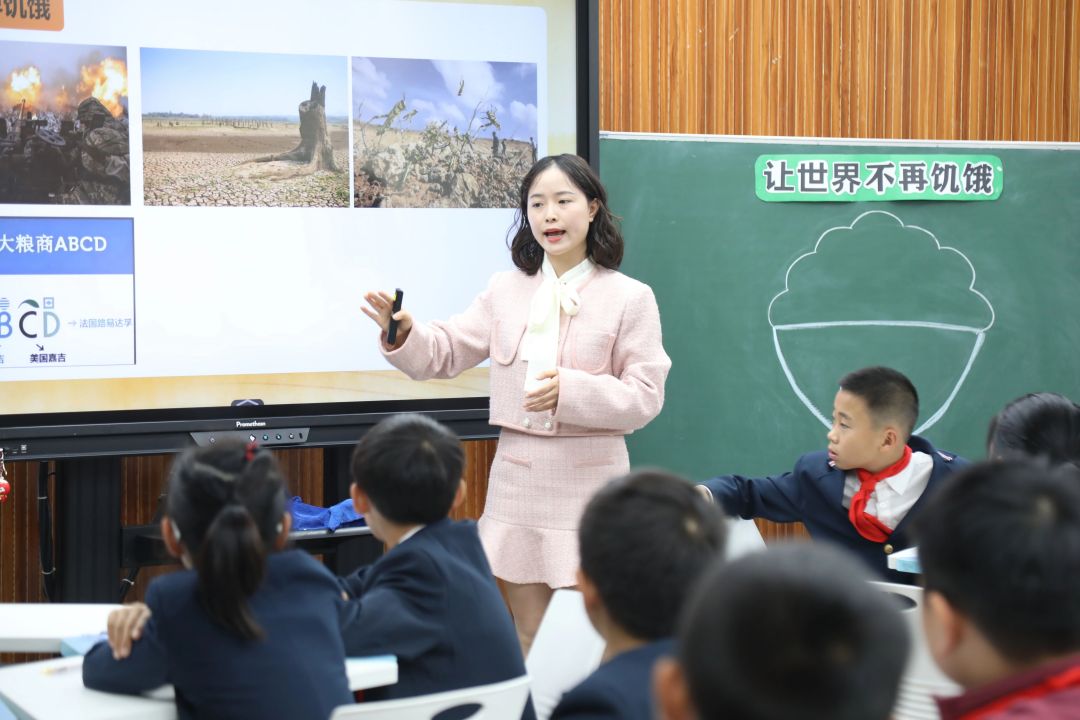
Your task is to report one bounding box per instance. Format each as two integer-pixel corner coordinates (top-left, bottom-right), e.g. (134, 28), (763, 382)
(60, 632), (108, 657)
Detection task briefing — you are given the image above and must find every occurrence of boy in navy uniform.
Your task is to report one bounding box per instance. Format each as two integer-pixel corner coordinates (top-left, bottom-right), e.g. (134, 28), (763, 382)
(654, 544), (910, 720)
(914, 460), (1080, 719)
(340, 413), (534, 718)
(550, 470), (726, 720)
(699, 366), (964, 581)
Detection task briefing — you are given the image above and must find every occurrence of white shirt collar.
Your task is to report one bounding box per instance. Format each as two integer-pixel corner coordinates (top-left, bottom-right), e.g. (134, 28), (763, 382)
(880, 451), (932, 494)
(398, 524), (425, 544)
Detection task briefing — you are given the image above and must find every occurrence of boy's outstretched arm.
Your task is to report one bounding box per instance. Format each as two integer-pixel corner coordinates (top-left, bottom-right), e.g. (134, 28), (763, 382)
(697, 469), (805, 523)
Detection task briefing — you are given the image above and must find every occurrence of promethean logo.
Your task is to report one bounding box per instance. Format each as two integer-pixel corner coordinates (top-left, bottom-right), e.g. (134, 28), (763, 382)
(236, 420), (267, 428)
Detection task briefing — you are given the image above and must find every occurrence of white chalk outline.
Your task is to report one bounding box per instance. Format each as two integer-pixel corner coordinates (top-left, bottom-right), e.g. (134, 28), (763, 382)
(767, 210), (996, 435)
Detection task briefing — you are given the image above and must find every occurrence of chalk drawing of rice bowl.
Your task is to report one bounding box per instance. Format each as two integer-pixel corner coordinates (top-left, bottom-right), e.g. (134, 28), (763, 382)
(767, 211), (995, 434)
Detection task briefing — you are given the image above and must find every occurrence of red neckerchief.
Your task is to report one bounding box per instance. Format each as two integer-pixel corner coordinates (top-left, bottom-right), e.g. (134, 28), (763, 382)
(949, 663), (1080, 720)
(849, 446), (912, 542)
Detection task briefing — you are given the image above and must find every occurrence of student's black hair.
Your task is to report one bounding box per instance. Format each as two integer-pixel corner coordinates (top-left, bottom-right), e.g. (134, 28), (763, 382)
(507, 154), (623, 275)
(578, 469), (726, 640)
(677, 544), (910, 720)
(986, 392), (1080, 467)
(912, 459), (1080, 663)
(165, 441), (288, 641)
(350, 413), (464, 525)
(838, 366), (920, 438)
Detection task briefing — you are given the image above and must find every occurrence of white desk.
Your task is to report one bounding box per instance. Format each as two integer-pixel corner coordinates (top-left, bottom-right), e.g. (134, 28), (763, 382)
(724, 518), (768, 560)
(0, 604), (119, 653)
(0, 655), (397, 720)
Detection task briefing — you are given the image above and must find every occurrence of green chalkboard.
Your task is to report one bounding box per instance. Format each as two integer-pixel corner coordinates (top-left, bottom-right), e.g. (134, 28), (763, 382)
(601, 135), (1080, 480)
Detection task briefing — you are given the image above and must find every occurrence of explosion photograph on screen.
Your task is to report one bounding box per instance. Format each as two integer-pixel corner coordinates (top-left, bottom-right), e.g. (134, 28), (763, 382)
(0, 40), (130, 206)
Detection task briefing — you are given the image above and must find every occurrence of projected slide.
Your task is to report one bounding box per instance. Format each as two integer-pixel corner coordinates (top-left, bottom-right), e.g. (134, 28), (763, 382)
(0, 0), (578, 417)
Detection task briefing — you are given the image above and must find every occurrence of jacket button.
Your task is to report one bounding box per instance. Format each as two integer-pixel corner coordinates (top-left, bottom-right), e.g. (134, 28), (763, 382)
(883, 543), (894, 555)
(543, 420), (552, 430)
(522, 418), (532, 428)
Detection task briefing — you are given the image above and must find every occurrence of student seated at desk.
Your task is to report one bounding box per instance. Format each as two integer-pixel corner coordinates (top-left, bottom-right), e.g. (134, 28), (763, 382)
(913, 460), (1080, 719)
(82, 441), (353, 720)
(550, 470), (726, 720)
(339, 413), (534, 718)
(698, 366), (965, 582)
(987, 391), (1080, 465)
(653, 544), (910, 720)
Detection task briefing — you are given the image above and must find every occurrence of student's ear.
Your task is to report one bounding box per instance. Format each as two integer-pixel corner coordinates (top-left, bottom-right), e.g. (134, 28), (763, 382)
(451, 478), (467, 513)
(923, 589), (965, 668)
(653, 657), (696, 720)
(880, 424), (901, 451)
(350, 483), (371, 515)
(577, 568), (597, 609)
(161, 516), (183, 559)
(577, 567), (607, 624)
(588, 198), (599, 222)
(273, 511), (292, 551)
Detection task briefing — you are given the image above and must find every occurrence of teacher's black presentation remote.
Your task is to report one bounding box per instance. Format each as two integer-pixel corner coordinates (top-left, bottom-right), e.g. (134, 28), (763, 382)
(387, 289), (404, 345)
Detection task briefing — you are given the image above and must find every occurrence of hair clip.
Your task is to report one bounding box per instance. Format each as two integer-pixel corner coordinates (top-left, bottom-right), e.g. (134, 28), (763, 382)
(244, 441), (258, 462)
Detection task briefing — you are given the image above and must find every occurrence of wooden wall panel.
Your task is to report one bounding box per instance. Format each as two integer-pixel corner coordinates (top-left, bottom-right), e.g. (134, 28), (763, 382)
(0, 461), (52, 662)
(116, 447), (329, 603)
(600, 0), (1079, 141)
(1, 440), (497, 615)
(0, 461), (50, 606)
(450, 439), (497, 521)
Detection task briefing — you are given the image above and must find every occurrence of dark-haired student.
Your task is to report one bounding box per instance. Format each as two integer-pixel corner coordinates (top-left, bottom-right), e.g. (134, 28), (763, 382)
(549, 470), (726, 720)
(913, 460), (1080, 719)
(987, 391), (1080, 466)
(82, 442), (353, 720)
(698, 366), (965, 582)
(339, 413), (535, 719)
(654, 544), (910, 720)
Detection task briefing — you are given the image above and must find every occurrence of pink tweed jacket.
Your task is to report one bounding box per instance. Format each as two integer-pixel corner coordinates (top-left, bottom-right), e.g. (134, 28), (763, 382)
(383, 267), (671, 437)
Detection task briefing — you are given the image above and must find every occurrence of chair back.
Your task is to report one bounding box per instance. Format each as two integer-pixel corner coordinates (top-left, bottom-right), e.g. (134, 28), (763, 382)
(525, 589), (605, 720)
(329, 674), (530, 720)
(870, 580), (961, 720)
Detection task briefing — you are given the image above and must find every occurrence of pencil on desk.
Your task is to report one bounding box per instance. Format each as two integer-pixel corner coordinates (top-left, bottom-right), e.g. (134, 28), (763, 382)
(42, 662), (81, 676)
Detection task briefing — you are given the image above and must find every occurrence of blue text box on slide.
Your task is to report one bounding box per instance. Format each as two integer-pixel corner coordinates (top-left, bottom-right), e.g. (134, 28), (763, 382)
(0, 217), (135, 371)
(0, 217), (134, 275)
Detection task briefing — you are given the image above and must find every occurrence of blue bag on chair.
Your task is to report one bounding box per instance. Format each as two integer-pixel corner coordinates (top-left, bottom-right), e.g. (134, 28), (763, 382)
(289, 496), (365, 531)
(327, 497), (364, 530)
(289, 497), (331, 531)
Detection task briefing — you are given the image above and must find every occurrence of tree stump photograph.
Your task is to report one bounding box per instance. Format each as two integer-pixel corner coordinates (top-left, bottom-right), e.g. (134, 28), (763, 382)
(140, 49), (349, 208)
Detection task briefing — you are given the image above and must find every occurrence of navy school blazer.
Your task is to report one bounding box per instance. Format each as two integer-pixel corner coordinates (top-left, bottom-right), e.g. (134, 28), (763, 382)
(339, 517), (536, 719)
(82, 549), (353, 720)
(699, 435), (967, 583)
(550, 638), (674, 720)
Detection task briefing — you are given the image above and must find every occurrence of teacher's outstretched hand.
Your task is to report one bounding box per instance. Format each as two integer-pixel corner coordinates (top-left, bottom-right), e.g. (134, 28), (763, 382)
(362, 290), (414, 349)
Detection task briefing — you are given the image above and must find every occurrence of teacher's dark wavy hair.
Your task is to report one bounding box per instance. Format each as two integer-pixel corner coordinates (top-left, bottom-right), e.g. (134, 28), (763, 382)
(507, 154), (623, 275)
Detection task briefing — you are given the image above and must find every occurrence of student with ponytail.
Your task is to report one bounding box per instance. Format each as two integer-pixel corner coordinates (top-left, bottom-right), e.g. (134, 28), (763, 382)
(82, 441), (354, 720)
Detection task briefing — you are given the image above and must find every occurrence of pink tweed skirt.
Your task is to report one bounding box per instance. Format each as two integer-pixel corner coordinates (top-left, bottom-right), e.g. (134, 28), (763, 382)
(477, 429), (629, 588)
